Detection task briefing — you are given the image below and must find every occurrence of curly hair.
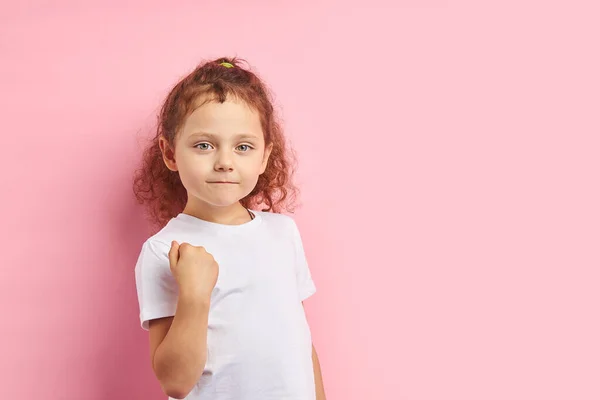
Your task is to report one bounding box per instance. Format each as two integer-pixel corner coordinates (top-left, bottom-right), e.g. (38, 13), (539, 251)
(133, 57), (298, 230)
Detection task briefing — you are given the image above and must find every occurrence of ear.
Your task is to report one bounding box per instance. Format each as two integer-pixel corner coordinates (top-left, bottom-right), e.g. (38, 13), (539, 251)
(159, 135), (178, 172)
(260, 142), (274, 174)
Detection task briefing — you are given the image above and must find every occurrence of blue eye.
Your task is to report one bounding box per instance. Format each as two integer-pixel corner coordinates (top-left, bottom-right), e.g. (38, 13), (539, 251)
(195, 143), (213, 150)
(237, 144), (252, 152)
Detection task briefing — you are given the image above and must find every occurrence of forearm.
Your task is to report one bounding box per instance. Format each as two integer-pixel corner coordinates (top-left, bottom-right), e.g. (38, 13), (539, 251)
(154, 294), (210, 398)
(312, 345), (326, 400)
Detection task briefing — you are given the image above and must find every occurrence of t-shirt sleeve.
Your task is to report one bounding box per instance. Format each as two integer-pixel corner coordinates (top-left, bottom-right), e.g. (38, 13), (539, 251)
(290, 219), (317, 302)
(134, 239), (178, 331)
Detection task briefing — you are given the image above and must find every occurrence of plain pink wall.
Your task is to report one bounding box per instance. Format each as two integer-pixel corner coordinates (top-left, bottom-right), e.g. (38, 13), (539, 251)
(1, 1), (599, 399)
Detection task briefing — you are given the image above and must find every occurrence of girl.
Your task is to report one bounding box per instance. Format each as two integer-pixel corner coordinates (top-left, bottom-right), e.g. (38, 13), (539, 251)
(132, 57), (326, 400)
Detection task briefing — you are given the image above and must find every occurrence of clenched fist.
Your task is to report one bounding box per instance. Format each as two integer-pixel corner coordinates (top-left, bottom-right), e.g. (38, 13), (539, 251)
(168, 241), (219, 301)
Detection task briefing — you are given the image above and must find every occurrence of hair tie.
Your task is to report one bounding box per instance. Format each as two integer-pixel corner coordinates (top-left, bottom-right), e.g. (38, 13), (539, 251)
(220, 62), (234, 68)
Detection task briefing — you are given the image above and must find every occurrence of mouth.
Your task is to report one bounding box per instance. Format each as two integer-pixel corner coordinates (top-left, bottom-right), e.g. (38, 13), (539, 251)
(207, 181), (239, 184)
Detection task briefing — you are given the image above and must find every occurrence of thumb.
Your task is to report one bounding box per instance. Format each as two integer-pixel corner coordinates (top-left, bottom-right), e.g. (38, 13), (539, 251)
(168, 241), (180, 268)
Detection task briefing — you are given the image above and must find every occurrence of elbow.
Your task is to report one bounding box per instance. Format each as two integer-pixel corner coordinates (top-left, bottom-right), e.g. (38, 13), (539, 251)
(161, 382), (194, 400)
(157, 372), (197, 400)
(153, 355), (205, 399)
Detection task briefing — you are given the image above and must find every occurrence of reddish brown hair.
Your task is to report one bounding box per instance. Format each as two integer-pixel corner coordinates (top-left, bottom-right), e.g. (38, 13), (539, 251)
(133, 57), (298, 229)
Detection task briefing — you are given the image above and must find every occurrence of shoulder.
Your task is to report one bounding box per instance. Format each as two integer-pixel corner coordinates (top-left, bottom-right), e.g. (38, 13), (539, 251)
(135, 221), (179, 265)
(141, 236), (171, 257)
(143, 216), (190, 250)
(134, 237), (170, 271)
(253, 211), (304, 245)
(255, 211), (299, 231)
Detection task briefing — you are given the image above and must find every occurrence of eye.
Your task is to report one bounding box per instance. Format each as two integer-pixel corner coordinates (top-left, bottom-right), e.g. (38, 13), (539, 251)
(194, 142), (213, 150)
(236, 144), (253, 152)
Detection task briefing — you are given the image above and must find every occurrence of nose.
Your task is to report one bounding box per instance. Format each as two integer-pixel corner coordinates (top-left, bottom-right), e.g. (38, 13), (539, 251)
(214, 149), (234, 172)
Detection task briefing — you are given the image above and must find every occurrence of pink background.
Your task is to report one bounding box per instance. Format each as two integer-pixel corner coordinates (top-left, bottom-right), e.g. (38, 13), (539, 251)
(1, 1), (598, 399)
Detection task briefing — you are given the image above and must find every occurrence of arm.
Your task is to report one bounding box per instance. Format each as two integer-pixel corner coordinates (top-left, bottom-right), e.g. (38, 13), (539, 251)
(312, 344), (327, 400)
(149, 293), (210, 399)
(304, 302), (326, 400)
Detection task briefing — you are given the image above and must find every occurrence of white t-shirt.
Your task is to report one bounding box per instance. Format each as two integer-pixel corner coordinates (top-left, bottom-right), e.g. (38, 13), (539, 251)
(134, 210), (317, 400)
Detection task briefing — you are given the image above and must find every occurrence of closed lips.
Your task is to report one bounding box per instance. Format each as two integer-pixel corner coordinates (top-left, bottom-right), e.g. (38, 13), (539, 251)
(208, 181), (238, 183)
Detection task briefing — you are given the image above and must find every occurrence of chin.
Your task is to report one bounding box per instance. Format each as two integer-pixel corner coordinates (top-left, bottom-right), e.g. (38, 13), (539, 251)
(203, 196), (246, 208)
(191, 187), (254, 208)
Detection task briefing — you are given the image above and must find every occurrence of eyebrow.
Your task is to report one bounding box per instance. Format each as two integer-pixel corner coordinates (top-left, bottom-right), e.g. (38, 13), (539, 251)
(188, 132), (259, 141)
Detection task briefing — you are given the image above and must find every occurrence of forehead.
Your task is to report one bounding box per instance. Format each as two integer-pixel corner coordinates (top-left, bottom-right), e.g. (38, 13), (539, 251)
(180, 96), (263, 138)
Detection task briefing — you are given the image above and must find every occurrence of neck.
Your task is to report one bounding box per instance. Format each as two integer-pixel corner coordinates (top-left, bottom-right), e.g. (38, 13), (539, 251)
(182, 200), (252, 225)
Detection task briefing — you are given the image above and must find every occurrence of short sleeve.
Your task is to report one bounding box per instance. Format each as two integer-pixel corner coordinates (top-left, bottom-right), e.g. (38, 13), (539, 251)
(290, 219), (317, 302)
(134, 239), (178, 330)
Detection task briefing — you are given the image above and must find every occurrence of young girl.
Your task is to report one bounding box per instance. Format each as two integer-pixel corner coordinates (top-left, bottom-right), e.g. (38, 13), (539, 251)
(132, 57), (326, 400)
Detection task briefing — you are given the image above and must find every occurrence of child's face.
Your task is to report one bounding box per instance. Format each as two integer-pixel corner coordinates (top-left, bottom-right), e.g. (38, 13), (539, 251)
(166, 96), (272, 209)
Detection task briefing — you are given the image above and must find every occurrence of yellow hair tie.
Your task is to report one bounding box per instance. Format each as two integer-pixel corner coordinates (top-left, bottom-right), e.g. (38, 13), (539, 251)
(220, 62), (234, 68)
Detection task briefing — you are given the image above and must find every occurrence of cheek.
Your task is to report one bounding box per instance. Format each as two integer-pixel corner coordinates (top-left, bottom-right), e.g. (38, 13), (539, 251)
(178, 154), (210, 180)
(244, 156), (267, 175)
(237, 161), (263, 185)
